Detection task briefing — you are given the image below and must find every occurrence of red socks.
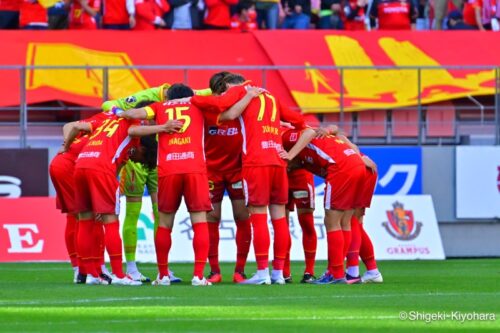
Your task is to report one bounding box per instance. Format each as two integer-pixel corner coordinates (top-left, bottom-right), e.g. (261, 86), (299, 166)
(92, 222), (104, 275)
(360, 223), (378, 270)
(207, 222), (221, 274)
(251, 213), (270, 270)
(65, 214), (78, 267)
(298, 212), (317, 275)
(235, 218), (251, 273)
(327, 230), (345, 279)
(342, 230), (352, 259)
(347, 216), (361, 268)
(104, 221), (125, 278)
(155, 226), (172, 279)
(77, 218), (98, 277)
(272, 217), (290, 271)
(192, 222), (209, 279)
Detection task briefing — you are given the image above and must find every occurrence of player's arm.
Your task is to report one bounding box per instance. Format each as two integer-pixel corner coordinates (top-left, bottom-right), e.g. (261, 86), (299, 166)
(280, 128), (317, 161)
(315, 124), (340, 138)
(218, 87), (263, 122)
(337, 133), (360, 154)
(62, 121), (92, 152)
(114, 107), (151, 120)
(191, 85), (247, 113)
(279, 103), (306, 130)
(101, 87), (163, 111)
(128, 121), (183, 137)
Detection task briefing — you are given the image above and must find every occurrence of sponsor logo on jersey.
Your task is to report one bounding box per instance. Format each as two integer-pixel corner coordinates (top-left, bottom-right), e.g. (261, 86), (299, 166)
(125, 96), (137, 104)
(382, 201), (422, 241)
(292, 190), (309, 199)
(208, 126), (239, 136)
(232, 181), (243, 190)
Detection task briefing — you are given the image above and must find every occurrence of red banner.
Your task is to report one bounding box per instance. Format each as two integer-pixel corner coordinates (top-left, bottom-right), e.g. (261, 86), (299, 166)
(0, 31), (498, 112)
(0, 197), (67, 262)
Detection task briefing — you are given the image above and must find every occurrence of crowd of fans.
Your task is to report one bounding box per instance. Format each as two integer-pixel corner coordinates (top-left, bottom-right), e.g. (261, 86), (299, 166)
(0, 0), (498, 31)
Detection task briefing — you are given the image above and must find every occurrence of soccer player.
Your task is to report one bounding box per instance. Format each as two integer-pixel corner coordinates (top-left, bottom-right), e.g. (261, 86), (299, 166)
(284, 168), (317, 283)
(116, 83), (247, 286)
(49, 112), (109, 283)
(102, 84), (210, 283)
(70, 112), (156, 286)
(344, 150), (383, 283)
(281, 127), (367, 284)
(202, 72), (251, 284)
(190, 74), (306, 285)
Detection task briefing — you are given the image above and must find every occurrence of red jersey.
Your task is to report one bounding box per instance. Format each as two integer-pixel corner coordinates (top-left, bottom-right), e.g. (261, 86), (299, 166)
(145, 100), (207, 177)
(69, 0), (101, 29)
(134, 0), (170, 30)
(76, 114), (140, 176)
(204, 111), (242, 173)
(191, 84), (306, 167)
(204, 0), (239, 28)
(344, 0), (366, 30)
(282, 129), (364, 175)
(103, 0), (129, 25)
(0, 0), (22, 11)
(19, 0), (47, 27)
(371, 0), (414, 30)
(230, 14), (258, 32)
(463, 0), (482, 26)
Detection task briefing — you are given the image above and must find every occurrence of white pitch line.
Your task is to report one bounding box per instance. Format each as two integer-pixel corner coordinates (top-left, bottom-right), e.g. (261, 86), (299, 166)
(0, 292), (498, 306)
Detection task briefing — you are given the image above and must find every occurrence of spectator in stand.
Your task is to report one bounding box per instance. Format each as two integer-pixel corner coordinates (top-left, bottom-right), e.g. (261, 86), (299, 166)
(369, 0), (417, 30)
(282, 0), (311, 28)
(47, 0), (70, 29)
(164, 0), (202, 29)
(69, 0), (100, 29)
(343, 0), (367, 30)
(415, 0), (430, 29)
(204, 0), (239, 28)
(134, 0), (168, 29)
(317, 0), (343, 29)
(0, 0), (22, 29)
(102, 0), (136, 29)
(230, 1), (258, 31)
(19, 0), (48, 29)
(446, 8), (476, 28)
(463, 0), (486, 29)
(255, 0), (280, 29)
(433, 0), (463, 30)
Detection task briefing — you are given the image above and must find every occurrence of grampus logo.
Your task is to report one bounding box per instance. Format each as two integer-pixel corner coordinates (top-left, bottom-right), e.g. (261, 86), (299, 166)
(382, 201), (422, 241)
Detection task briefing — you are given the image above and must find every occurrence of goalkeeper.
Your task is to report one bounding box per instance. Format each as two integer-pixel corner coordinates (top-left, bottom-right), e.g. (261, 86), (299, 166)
(103, 84), (211, 282)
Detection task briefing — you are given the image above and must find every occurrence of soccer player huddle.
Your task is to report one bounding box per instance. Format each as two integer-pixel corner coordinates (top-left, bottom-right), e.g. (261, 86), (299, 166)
(49, 72), (383, 287)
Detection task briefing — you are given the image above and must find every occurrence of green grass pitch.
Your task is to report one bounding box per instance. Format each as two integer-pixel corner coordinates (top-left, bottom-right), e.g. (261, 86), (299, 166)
(0, 259), (498, 332)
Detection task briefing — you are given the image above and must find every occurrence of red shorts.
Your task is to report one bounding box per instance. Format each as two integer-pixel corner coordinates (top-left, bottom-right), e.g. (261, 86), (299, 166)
(355, 168), (378, 209)
(208, 169), (244, 203)
(74, 168), (120, 214)
(242, 166), (288, 206)
(324, 164), (366, 211)
(158, 173), (212, 213)
(49, 155), (76, 213)
(286, 171), (315, 212)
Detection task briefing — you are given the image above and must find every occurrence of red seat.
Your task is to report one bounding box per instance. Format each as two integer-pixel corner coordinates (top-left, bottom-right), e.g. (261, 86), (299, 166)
(322, 112), (353, 136)
(357, 110), (387, 137)
(426, 102), (456, 137)
(392, 108), (419, 137)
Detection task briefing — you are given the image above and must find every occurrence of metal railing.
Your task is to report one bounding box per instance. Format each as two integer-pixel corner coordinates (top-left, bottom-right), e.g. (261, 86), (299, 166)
(0, 65), (499, 147)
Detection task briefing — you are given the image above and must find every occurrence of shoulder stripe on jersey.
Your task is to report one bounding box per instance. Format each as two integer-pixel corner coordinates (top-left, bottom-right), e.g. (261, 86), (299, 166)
(112, 136), (132, 164)
(307, 143), (335, 164)
(144, 106), (155, 120)
(238, 116), (247, 155)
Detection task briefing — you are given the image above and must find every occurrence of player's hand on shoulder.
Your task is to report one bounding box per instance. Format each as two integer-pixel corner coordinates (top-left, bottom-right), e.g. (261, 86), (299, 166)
(245, 86), (264, 97)
(163, 120), (183, 134)
(315, 125), (339, 138)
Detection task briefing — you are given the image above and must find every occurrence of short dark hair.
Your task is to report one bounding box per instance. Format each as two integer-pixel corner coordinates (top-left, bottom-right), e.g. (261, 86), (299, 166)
(223, 73), (246, 85)
(209, 71), (231, 95)
(236, 1), (254, 14)
(166, 83), (194, 100)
